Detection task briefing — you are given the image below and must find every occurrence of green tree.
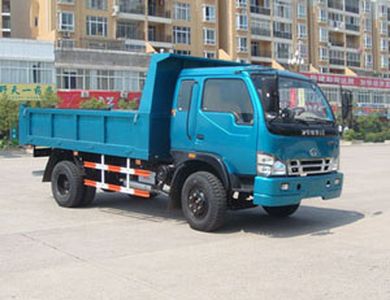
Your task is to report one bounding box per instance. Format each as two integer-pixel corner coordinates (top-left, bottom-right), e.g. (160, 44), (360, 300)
(38, 88), (60, 108)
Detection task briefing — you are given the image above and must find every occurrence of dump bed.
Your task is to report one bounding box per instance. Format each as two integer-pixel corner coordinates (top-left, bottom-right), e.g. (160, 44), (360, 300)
(19, 54), (243, 160)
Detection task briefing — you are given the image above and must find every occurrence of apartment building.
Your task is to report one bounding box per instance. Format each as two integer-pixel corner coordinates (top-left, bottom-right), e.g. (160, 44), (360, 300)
(218, 0), (309, 70)
(308, 0), (374, 75)
(21, 0), (219, 58)
(0, 0), (11, 37)
(372, 0), (390, 75)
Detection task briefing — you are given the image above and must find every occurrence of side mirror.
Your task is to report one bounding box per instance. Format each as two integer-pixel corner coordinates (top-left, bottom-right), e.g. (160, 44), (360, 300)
(261, 76), (280, 114)
(341, 90), (353, 121)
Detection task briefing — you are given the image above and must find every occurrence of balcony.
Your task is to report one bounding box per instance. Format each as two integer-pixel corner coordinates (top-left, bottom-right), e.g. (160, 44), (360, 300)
(345, 5), (359, 14)
(148, 34), (172, 49)
(273, 31), (292, 39)
(328, 0), (343, 10)
(345, 24), (360, 32)
(251, 27), (271, 37)
(329, 58), (345, 65)
(251, 49), (272, 58)
(250, 6), (271, 16)
(118, 3), (145, 15)
(116, 29), (144, 41)
(347, 60), (360, 67)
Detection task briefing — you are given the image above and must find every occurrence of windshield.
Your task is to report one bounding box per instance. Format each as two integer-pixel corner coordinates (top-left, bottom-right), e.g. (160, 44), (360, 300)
(252, 75), (334, 124)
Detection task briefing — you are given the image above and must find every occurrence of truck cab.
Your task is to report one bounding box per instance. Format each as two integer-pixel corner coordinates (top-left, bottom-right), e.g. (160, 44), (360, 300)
(169, 65), (342, 221)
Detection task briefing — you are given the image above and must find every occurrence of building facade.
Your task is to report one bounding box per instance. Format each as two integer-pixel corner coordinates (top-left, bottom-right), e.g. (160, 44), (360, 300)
(0, 0), (11, 37)
(0, 38), (55, 101)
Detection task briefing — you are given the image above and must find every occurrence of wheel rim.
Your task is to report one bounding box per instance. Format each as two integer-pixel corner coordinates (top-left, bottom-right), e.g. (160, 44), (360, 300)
(57, 174), (70, 195)
(187, 188), (208, 218)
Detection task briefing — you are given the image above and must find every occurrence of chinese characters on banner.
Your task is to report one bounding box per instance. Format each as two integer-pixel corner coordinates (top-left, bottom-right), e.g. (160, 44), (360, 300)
(0, 84), (55, 101)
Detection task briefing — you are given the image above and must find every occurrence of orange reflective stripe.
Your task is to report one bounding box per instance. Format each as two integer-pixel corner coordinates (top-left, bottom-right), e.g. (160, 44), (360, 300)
(107, 184), (121, 192)
(84, 179), (96, 187)
(84, 161), (96, 169)
(107, 165), (121, 173)
(134, 169), (152, 177)
(133, 189), (150, 198)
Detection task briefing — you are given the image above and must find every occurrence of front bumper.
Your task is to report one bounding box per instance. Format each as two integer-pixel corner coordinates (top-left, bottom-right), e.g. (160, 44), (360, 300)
(253, 172), (343, 207)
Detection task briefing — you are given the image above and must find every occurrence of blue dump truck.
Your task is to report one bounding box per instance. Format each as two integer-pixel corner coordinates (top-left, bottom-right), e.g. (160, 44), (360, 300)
(19, 54), (344, 232)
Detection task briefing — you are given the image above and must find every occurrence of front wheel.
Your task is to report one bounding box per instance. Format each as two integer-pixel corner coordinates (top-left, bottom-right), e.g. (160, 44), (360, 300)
(181, 171), (227, 232)
(262, 204), (300, 218)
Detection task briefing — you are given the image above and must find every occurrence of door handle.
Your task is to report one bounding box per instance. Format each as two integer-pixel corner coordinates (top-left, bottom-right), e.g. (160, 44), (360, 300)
(196, 134), (205, 140)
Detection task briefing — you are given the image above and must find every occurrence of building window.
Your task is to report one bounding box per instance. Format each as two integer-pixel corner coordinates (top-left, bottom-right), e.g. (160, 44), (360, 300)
(319, 47), (329, 60)
(58, 0), (75, 4)
(364, 53), (373, 68)
(204, 51), (216, 59)
(318, 9), (327, 22)
(297, 3), (306, 18)
(274, 0), (292, 19)
(363, 18), (372, 32)
(0, 60), (54, 84)
(275, 42), (290, 59)
(364, 35), (372, 48)
(173, 2), (190, 21)
(273, 21), (292, 39)
(381, 55), (388, 68)
(319, 27), (328, 42)
(236, 14), (248, 31)
(203, 28), (216, 45)
(116, 22), (142, 39)
(237, 37), (248, 52)
(86, 16), (108, 36)
(236, 0), (247, 8)
(174, 49), (191, 56)
(203, 5), (216, 22)
(380, 39), (388, 52)
(173, 26), (191, 44)
(58, 12), (75, 32)
(297, 24), (307, 38)
(87, 0), (107, 10)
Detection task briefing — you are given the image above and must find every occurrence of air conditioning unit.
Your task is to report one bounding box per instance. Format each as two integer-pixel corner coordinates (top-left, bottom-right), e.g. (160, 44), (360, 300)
(120, 91), (128, 98)
(81, 90), (90, 98)
(112, 5), (119, 16)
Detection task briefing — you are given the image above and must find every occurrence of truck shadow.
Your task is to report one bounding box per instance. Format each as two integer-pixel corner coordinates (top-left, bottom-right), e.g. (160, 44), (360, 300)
(93, 193), (364, 238)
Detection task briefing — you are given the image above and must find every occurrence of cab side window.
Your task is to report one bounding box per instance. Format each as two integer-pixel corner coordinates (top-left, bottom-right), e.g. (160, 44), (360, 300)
(202, 79), (254, 125)
(177, 80), (195, 111)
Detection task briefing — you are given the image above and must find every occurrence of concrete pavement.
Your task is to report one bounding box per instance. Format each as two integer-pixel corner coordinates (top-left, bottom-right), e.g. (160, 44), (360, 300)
(0, 145), (389, 299)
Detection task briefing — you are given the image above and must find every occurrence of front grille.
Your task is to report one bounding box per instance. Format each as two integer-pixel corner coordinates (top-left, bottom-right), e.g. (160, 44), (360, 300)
(288, 158), (332, 176)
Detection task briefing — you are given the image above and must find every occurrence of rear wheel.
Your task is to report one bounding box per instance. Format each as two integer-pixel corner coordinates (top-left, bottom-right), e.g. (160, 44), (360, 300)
(262, 204), (300, 218)
(51, 161), (95, 207)
(181, 171), (227, 232)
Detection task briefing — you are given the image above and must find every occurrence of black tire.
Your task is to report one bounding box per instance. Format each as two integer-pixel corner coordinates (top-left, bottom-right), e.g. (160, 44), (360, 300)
(80, 186), (96, 206)
(181, 171), (227, 232)
(51, 161), (89, 208)
(262, 204), (300, 218)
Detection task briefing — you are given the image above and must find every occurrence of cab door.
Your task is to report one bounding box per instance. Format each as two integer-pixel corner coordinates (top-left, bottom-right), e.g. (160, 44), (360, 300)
(193, 77), (258, 175)
(170, 79), (199, 151)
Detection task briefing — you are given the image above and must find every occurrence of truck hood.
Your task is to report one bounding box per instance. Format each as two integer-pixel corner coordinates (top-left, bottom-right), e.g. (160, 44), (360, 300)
(258, 129), (340, 161)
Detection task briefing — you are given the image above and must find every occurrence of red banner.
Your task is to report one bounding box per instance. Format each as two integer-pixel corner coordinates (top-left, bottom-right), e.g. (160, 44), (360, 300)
(301, 72), (390, 89)
(57, 90), (142, 109)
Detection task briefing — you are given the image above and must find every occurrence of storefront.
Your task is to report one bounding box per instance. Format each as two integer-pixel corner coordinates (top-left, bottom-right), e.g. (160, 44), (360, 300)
(302, 73), (390, 119)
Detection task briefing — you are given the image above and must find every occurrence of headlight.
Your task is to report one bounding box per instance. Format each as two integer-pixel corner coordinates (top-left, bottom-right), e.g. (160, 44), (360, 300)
(257, 153), (287, 177)
(331, 156), (339, 171)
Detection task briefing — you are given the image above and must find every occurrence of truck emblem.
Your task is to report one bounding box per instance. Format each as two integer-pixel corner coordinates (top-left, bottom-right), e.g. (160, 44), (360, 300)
(309, 148), (319, 157)
(301, 129), (326, 136)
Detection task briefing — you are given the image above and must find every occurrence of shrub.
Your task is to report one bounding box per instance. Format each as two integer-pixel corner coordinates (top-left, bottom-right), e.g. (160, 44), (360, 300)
(0, 94), (18, 139)
(117, 98), (138, 110)
(79, 98), (109, 110)
(364, 132), (386, 143)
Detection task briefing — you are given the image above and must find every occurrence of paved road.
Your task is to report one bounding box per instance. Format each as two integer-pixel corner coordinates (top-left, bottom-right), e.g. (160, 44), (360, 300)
(0, 145), (389, 300)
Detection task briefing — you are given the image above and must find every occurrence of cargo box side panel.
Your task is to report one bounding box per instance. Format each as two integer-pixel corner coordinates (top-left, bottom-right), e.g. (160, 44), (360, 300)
(19, 106), (150, 160)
